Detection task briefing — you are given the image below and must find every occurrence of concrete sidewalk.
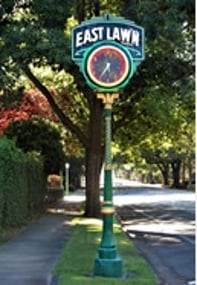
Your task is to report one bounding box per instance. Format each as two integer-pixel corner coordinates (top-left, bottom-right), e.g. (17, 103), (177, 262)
(0, 212), (73, 285)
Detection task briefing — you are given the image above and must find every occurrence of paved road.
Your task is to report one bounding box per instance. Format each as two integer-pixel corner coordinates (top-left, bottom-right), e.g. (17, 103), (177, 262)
(114, 188), (195, 285)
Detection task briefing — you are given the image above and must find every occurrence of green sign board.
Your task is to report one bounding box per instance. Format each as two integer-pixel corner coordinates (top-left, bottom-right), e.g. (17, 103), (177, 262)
(72, 13), (145, 92)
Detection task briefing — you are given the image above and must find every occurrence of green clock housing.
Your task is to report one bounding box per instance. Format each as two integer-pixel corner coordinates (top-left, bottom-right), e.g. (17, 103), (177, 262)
(82, 41), (133, 92)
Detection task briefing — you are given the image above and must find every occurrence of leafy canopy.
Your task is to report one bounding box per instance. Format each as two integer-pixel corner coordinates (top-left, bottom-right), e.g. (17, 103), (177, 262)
(0, 0), (195, 169)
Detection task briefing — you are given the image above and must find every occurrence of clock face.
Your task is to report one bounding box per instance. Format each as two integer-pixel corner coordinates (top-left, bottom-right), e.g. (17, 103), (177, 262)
(85, 43), (131, 89)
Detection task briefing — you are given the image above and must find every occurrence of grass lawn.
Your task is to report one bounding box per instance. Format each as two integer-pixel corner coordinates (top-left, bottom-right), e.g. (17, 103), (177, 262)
(53, 216), (157, 285)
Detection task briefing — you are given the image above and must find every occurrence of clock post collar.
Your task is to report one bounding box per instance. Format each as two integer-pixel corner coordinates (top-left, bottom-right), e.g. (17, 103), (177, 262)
(97, 92), (119, 109)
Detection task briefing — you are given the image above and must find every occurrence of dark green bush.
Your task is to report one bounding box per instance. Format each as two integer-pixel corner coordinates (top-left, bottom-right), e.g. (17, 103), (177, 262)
(0, 137), (28, 227)
(26, 151), (46, 216)
(0, 137), (46, 228)
(5, 118), (66, 175)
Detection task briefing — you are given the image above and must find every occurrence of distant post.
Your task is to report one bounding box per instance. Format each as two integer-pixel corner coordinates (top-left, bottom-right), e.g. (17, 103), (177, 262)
(65, 163), (70, 196)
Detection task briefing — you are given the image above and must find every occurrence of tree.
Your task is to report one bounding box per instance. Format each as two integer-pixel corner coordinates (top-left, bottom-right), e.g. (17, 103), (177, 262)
(0, 88), (57, 135)
(5, 118), (65, 175)
(0, 0), (195, 216)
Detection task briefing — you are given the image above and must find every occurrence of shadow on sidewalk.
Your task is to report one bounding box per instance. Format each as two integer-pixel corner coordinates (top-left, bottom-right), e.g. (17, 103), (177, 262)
(0, 198), (83, 285)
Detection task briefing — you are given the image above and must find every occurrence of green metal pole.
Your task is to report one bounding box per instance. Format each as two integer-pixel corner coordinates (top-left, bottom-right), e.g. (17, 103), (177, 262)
(65, 163), (70, 196)
(100, 109), (115, 249)
(94, 94), (122, 277)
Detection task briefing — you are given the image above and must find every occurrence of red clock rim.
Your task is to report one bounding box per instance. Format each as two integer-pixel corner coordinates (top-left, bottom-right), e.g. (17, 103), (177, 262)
(86, 44), (130, 88)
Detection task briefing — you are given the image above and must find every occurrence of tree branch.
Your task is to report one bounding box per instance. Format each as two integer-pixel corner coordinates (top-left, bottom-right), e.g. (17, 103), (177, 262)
(22, 65), (88, 148)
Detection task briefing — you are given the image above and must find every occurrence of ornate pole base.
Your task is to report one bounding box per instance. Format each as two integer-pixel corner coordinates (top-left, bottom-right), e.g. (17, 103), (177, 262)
(94, 255), (123, 277)
(94, 211), (123, 277)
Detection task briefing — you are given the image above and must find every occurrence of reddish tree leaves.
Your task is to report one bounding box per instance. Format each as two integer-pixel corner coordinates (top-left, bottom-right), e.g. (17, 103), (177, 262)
(0, 88), (57, 135)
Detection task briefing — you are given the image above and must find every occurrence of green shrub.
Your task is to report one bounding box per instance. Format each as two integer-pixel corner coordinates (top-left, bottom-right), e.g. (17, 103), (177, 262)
(0, 137), (46, 228)
(0, 137), (28, 227)
(26, 151), (46, 216)
(5, 118), (66, 175)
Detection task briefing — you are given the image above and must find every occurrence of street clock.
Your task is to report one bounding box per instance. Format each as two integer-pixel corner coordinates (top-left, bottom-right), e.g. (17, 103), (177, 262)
(83, 41), (133, 91)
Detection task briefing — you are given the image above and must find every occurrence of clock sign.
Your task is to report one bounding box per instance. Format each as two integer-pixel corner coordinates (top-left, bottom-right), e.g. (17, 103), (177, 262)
(83, 41), (133, 91)
(72, 14), (145, 92)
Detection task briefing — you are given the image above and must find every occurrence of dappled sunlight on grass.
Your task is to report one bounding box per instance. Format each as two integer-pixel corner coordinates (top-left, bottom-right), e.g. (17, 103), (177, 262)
(75, 217), (103, 233)
(75, 217), (102, 226)
(53, 217), (157, 285)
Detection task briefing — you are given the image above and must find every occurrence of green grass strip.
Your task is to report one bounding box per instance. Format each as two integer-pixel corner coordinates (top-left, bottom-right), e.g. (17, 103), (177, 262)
(53, 217), (157, 284)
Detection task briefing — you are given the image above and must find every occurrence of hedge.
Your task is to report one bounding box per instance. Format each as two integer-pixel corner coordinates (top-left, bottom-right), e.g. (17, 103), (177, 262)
(26, 151), (46, 217)
(0, 137), (46, 228)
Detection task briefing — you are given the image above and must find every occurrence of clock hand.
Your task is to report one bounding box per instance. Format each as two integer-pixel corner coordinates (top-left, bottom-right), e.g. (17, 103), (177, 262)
(100, 62), (111, 79)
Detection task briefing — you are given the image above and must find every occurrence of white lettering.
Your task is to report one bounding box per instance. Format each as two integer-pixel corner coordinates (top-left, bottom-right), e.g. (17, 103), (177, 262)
(83, 29), (92, 45)
(120, 28), (131, 43)
(132, 30), (140, 46)
(76, 31), (83, 47)
(75, 25), (141, 49)
(106, 27), (113, 40)
(95, 26), (104, 40)
(91, 27), (99, 42)
(112, 27), (121, 41)
(76, 27), (105, 47)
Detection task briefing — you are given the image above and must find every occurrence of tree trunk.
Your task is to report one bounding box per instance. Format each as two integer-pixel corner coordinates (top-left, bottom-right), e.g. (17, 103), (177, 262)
(158, 163), (169, 186)
(187, 154), (194, 188)
(161, 169), (169, 186)
(84, 98), (104, 217)
(24, 66), (105, 217)
(171, 159), (181, 188)
(85, 148), (102, 217)
(181, 160), (186, 184)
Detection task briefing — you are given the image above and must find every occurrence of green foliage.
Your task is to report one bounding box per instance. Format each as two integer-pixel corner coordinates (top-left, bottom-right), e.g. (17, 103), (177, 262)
(5, 118), (66, 175)
(0, 137), (28, 227)
(0, 0), (195, 215)
(0, 137), (46, 228)
(0, 0), (72, 69)
(31, 0), (72, 28)
(0, 86), (24, 107)
(26, 151), (46, 216)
